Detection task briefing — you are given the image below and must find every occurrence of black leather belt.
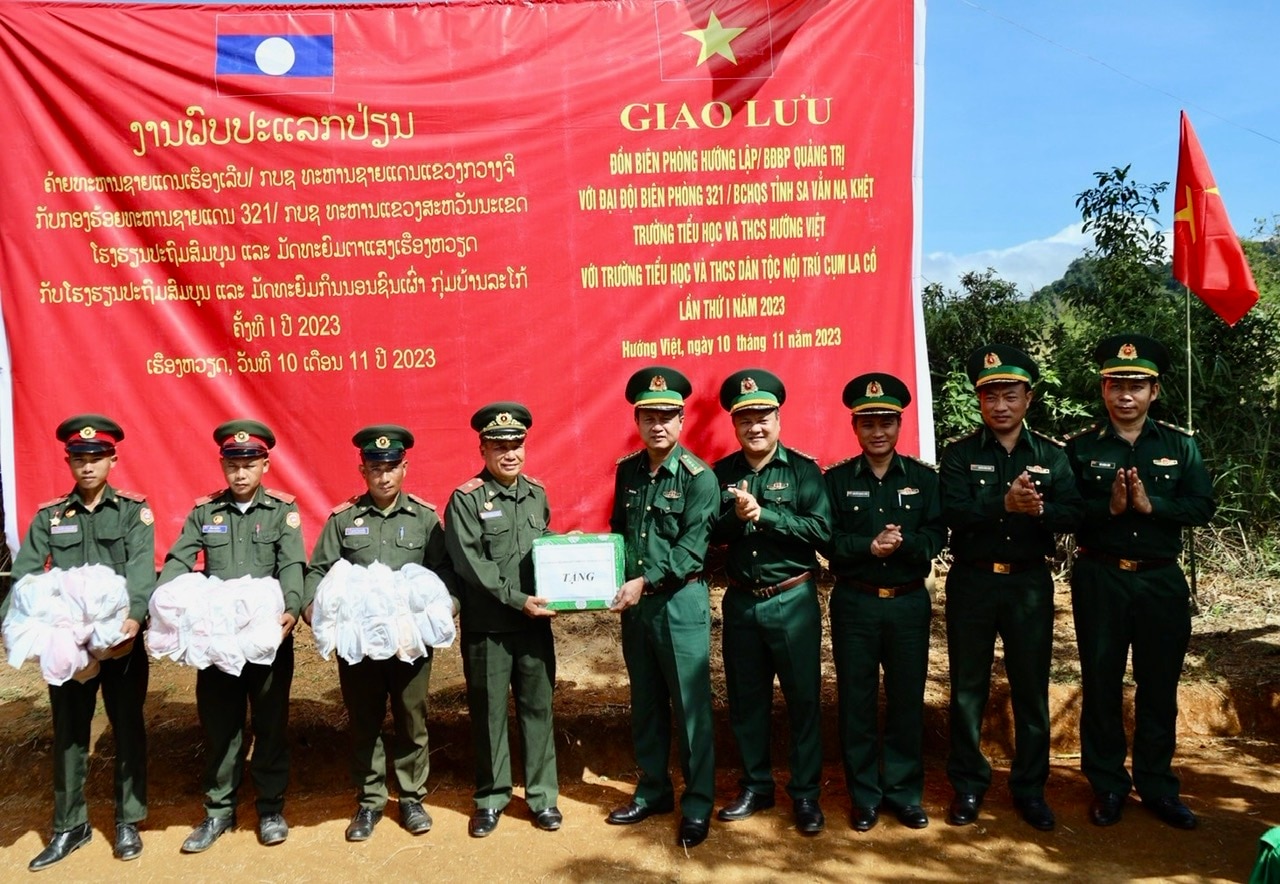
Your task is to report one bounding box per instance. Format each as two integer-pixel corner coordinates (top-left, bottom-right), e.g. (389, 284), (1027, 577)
(962, 559), (1045, 575)
(642, 573), (704, 596)
(730, 570), (813, 600)
(841, 578), (925, 599)
(1077, 547), (1176, 573)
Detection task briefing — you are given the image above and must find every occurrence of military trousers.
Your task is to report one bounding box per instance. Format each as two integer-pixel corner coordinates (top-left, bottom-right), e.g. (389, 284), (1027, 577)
(462, 625), (559, 812)
(830, 582), (931, 808)
(48, 637), (149, 831)
(196, 634), (294, 818)
(337, 652), (432, 810)
(620, 581), (715, 819)
(721, 580), (822, 801)
(944, 562), (1053, 799)
(1071, 556), (1191, 799)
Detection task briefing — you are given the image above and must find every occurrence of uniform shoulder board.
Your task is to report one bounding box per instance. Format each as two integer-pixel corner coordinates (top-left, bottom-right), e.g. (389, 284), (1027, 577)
(194, 489), (222, 506)
(407, 492), (437, 510)
(1155, 419), (1195, 436)
(265, 488), (296, 504)
(331, 494), (361, 515)
(524, 474), (545, 488)
(116, 489), (147, 502)
(678, 452), (705, 475)
(905, 454), (939, 471)
(941, 428), (979, 447)
(1064, 422), (1102, 442)
(1029, 428), (1066, 448)
(455, 477), (485, 494)
(788, 447), (819, 463)
(37, 494), (68, 511)
(823, 455), (855, 471)
(616, 448), (644, 465)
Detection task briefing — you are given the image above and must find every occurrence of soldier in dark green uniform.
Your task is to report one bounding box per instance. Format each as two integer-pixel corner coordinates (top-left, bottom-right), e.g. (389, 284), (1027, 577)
(7, 415), (154, 870)
(304, 425), (455, 842)
(445, 402), (561, 838)
(824, 373), (945, 832)
(159, 420), (305, 853)
(939, 346), (1083, 832)
(710, 369), (829, 835)
(606, 367), (718, 849)
(1065, 334), (1214, 830)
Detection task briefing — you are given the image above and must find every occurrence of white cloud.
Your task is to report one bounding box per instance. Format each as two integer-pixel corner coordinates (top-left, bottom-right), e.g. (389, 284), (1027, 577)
(922, 224), (1091, 293)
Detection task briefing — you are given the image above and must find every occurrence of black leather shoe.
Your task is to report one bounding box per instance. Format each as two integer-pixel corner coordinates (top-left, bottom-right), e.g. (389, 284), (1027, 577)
(717, 789), (776, 821)
(533, 807), (563, 831)
(344, 808), (382, 842)
(29, 823), (92, 871)
(851, 805), (879, 832)
(468, 808), (502, 838)
(1090, 792), (1124, 827)
(677, 816), (709, 848)
(400, 800), (433, 835)
(1145, 796), (1197, 830)
(607, 799), (674, 825)
(948, 792), (982, 826)
(893, 804), (930, 829)
(258, 813), (289, 846)
(113, 822), (142, 860)
(794, 798), (825, 834)
(1013, 796), (1056, 831)
(181, 815), (235, 854)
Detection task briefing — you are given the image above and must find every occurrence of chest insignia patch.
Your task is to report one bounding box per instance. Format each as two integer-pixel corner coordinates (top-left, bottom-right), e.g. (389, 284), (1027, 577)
(1153, 457), (1179, 466)
(766, 482), (789, 491)
(900, 487), (920, 495)
(213, 514), (224, 525)
(663, 490), (681, 499)
(1027, 465), (1050, 475)
(969, 464), (995, 473)
(286, 511), (301, 529)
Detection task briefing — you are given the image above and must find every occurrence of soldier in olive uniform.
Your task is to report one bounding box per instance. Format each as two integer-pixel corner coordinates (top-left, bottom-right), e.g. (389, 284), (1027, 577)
(1065, 335), (1214, 830)
(445, 402), (561, 838)
(7, 415), (154, 870)
(710, 369), (830, 835)
(606, 367), (718, 849)
(825, 374), (945, 832)
(159, 420), (305, 852)
(304, 425), (455, 842)
(939, 346), (1083, 832)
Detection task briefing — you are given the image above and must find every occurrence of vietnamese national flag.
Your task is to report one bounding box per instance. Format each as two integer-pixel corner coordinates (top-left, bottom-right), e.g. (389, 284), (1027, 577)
(1172, 110), (1259, 325)
(215, 13), (334, 96)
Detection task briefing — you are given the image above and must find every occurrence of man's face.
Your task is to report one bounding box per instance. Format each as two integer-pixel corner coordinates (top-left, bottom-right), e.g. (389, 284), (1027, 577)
(65, 452), (116, 497)
(978, 382), (1032, 433)
(635, 408), (683, 456)
(854, 414), (901, 458)
(221, 456), (268, 503)
(1102, 377), (1159, 424)
(733, 408), (780, 459)
(359, 459), (407, 504)
(481, 438), (525, 484)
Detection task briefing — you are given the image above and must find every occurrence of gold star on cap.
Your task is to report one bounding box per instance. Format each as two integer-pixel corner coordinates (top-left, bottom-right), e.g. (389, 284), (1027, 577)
(740, 377), (758, 394)
(375, 436), (390, 449)
(650, 375), (668, 392)
(867, 380), (883, 397)
(984, 352), (1000, 369)
(79, 426), (96, 439)
(1119, 343), (1137, 359)
(234, 430), (250, 443)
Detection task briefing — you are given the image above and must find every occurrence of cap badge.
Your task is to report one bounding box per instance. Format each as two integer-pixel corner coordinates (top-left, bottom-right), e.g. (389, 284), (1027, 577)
(740, 377), (758, 394)
(867, 380), (883, 397)
(984, 352), (1000, 369)
(79, 426), (96, 439)
(375, 435), (391, 449)
(496, 412), (512, 426)
(649, 375), (668, 392)
(1118, 343), (1137, 359)
(234, 430), (250, 443)
(212, 514), (224, 525)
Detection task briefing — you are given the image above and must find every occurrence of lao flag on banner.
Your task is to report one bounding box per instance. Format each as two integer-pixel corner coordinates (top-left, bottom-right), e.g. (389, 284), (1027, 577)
(654, 0), (776, 83)
(215, 13), (334, 96)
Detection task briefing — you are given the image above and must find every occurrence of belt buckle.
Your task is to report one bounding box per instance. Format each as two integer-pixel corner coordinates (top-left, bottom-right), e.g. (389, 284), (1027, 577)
(1119, 558), (1138, 571)
(877, 587), (893, 599)
(753, 586), (773, 599)
(993, 562), (1011, 575)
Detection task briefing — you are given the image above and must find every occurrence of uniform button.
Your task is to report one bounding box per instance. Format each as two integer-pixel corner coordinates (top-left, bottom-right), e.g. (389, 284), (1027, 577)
(980, 479), (986, 485)
(638, 559), (644, 565)
(641, 532), (647, 538)
(752, 551), (758, 557)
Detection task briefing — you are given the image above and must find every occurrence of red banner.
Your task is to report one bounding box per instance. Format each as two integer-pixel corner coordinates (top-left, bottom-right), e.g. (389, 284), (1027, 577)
(0, 1), (925, 559)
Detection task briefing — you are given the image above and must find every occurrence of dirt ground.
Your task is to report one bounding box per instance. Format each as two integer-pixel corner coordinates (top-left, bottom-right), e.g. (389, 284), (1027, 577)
(0, 572), (1278, 882)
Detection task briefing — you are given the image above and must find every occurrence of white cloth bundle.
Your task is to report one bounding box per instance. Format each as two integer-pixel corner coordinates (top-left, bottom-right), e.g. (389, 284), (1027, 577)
(311, 560), (455, 664)
(145, 573), (284, 676)
(2, 565), (130, 686)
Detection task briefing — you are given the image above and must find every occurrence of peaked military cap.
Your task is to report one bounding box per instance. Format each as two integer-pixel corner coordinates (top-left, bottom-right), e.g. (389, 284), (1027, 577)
(471, 402), (532, 440)
(719, 368), (785, 413)
(843, 372), (911, 415)
(353, 424), (414, 462)
(625, 366), (691, 410)
(966, 344), (1039, 388)
(56, 414), (123, 453)
(214, 419), (275, 457)
(1094, 333), (1169, 379)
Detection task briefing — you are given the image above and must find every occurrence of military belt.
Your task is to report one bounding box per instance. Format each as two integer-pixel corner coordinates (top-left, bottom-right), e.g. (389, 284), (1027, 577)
(1077, 547), (1177, 573)
(641, 572), (704, 596)
(730, 570), (812, 600)
(840, 577), (925, 599)
(962, 558), (1045, 575)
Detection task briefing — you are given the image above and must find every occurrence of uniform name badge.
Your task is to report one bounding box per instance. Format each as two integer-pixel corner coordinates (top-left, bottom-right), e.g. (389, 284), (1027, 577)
(202, 524), (229, 534)
(344, 526), (371, 535)
(532, 533), (624, 611)
(480, 509), (504, 520)
(50, 524), (79, 534)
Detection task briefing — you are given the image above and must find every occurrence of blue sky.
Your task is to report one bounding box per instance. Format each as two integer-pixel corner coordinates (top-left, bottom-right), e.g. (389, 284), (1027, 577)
(922, 0), (1280, 292)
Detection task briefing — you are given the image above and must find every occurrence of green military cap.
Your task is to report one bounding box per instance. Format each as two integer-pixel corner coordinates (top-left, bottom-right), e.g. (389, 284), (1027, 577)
(719, 368), (785, 413)
(352, 424), (414, 462)
(1094, 333), (1169, 379)
(966, 343), (1039, 388)
(843, 372), (911, 415)
(56, 414), (123, 453)
(625, 366), (691, 410)
(213, 419), (276, 457)
(471, 402), (532, 440)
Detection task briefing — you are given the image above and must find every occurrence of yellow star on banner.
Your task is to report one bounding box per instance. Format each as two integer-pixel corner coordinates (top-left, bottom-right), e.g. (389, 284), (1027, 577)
(1174, 182), (1219, 243)
(683, 11), (748, 66)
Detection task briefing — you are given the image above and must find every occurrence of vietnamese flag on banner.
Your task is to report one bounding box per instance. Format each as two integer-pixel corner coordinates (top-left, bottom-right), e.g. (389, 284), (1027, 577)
(1172, 110), (1259, 326)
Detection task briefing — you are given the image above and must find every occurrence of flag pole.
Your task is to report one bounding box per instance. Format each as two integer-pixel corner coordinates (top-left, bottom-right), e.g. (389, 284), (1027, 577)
(1185, 285), (1198, 612)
